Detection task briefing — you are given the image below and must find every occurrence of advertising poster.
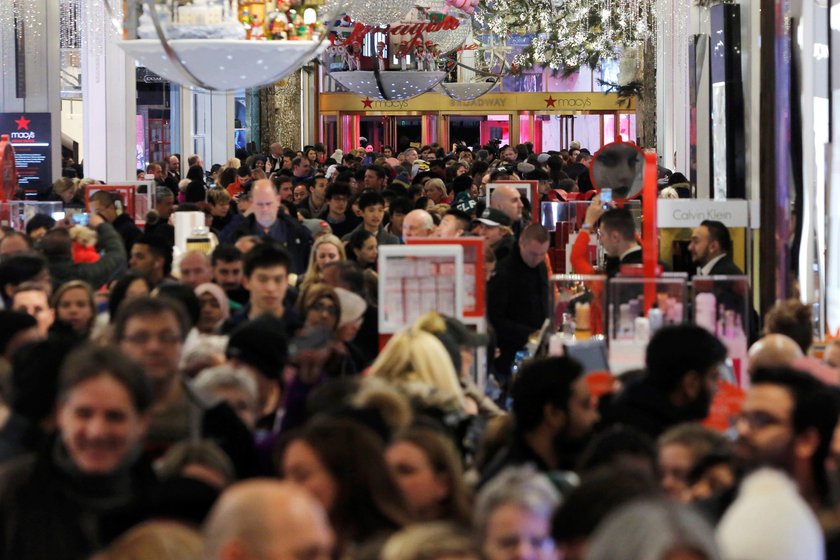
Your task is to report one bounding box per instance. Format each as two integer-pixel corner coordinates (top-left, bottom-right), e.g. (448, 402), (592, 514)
(407, 237), (485, 317)
(377, 245), (464, 334)
(0, 112), (52, 191)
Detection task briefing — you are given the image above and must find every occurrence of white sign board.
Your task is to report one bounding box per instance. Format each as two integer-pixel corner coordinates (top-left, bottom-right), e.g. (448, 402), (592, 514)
(657, 199), (750, 228)
(377, 245), (464, 334)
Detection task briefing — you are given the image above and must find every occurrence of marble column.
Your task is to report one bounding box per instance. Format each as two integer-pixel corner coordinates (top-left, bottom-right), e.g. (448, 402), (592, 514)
(260, 70), (303, 151)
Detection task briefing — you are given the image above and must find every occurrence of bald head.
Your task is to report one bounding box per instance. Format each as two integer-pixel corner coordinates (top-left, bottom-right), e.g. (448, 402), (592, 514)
(491, 185), (524, 221)
(748, 334), (804, 375)
(204, 480), (333, 560)
(251, 180), (280, 229)
(179, 250), (212, 288)
(402, 209), (435, 239)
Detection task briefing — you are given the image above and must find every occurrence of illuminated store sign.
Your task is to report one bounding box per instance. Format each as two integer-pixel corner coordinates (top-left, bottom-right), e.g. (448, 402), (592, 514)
(0, 112), (52, 190)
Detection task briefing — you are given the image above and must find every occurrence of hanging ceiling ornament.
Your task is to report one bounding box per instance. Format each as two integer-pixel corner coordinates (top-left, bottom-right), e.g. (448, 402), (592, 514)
(341, 0), (416, 26)
(418, 0), (471, 54)
(323, 1), (473, 100)
(106, 0), (340, 91)
(325, 29), (447, 100)
(434, 34), (509, 100)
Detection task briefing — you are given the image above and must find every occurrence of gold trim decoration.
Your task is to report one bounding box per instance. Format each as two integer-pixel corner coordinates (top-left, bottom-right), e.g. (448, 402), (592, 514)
(319, 91), (635, 113)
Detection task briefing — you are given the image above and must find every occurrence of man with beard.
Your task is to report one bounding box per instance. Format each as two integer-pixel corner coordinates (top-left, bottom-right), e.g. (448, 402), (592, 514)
(688, 220), (744, 276)
(734, 367), (837, 510)
(688, 219), (759, 341)
(604, 325), (727, 439)
(479, 356), (600, 491)
(211, 244), (249, 307)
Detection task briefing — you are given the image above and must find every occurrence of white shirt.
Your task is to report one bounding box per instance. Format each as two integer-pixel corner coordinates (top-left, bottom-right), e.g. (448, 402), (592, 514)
(698, 253), (727, 276)
(619, 246), (641, 262)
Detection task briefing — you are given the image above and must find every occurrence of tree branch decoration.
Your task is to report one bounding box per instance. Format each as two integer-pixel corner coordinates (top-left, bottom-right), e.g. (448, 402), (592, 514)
(474, 0), (655, 74)
(597, 78), (642, 107)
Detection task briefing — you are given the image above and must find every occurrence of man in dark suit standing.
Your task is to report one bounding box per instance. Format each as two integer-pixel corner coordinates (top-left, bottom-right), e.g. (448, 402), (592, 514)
(689, 219), (758, 340)
(688, 220), (744, 275)
(572, 200), (642, 278)
(598, 207), (642, 277)
(164, 154), (181, 196)
(488, 224), (551, 385)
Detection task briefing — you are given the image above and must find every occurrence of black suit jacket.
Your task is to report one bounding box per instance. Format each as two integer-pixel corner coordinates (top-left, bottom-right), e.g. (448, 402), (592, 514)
(164, 173), (180, 197)
(703, 255), (758, 342)
(604, 247), (643, 277)
(487, 245), (549, 381)
(708, 255), (745, 276)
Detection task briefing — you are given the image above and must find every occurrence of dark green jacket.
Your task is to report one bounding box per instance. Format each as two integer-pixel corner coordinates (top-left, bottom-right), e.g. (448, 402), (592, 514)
(49, 222), (127, 290)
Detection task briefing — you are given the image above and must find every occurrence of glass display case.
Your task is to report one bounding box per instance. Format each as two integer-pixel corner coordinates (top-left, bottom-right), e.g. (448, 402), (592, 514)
(692, 275), (751, 388)
(550, 274), (609, 340)
(607, 276), (689, 374)
(2, 201), (63, 232)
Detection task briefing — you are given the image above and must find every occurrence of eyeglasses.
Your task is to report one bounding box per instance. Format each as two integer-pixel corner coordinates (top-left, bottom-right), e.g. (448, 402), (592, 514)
(121, 331), (183, 345)
(310, 302), (339, 316)
(737, 411), (787, 430)
(491, 534), (556, 553)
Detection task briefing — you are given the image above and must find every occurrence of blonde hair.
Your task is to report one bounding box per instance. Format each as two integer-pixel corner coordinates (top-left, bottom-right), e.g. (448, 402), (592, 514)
(69, 224), (97, 247)
(52, 177), (77, 195)
(223, 157), (241, 170)
(369, 326), (465, 409)
(426, 178), (447, 197)
(298, 234), (346, 293)
(381, 522), (479, 560)
(94, 521), (202, 560)
(78, 177), (101, 190)
(207, 187), (232, 205)
(659, 186), (679, 199)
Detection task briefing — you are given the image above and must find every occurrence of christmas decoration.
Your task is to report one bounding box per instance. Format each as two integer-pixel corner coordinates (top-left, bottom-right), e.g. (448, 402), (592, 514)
(323, 0), (474, 100)
(105, 0), (339, 91)
(474, 0), (654, 73)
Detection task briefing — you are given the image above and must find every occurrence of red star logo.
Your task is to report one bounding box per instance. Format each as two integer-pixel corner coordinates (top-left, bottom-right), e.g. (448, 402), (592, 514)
(361, 97), (373, 108)
(544, 96), (556, 108)
(14, 115), (30, 130)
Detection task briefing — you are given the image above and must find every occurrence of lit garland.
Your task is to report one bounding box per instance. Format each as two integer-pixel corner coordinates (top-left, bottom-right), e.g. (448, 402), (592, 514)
(474, 0), (654, 73)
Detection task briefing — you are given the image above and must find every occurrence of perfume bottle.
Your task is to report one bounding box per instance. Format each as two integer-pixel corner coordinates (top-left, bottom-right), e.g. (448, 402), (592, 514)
(695, 292), (717, 334)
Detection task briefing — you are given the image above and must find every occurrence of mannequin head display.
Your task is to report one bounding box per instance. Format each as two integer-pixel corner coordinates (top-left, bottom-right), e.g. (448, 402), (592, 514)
(590, 142), (644, 201)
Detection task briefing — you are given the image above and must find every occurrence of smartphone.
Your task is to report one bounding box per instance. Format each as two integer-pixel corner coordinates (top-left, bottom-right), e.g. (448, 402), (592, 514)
(288, 327), (333, 357)
(51, 211), (66, 221)
(600, 188), (612, 209)
(72, 212), (90, 226)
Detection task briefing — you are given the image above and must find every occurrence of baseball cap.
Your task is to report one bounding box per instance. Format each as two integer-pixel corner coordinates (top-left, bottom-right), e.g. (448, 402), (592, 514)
(476, 207), (512, 227)
(442, 315), (489, 347)
(454, 198), (477, 215)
